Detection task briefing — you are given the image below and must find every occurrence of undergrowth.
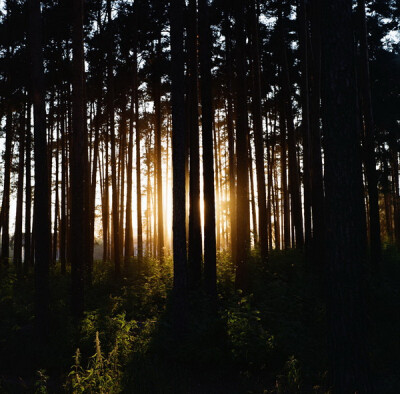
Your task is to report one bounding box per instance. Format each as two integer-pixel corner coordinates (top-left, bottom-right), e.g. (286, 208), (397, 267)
(0, 248), (399, 393)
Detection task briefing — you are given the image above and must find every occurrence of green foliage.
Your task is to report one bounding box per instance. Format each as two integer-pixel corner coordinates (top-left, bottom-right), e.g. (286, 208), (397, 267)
(275, 356), (302, 393)
(34, 369), (49, 394)
(1, 249), (399, 392)
(225, 292), (275, 375)
(66, 332), (121, 393)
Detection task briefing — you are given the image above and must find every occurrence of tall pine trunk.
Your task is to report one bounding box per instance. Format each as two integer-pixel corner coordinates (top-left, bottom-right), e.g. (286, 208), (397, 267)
(107, 0), (120, 275)
(187, 0), (202, 287)
(25, 101), (32, 268)
(234, 0), (250, 290)
(28, 0), (51, 333)
(14, 112), (25, 271)
(358, 0), (381, 268)
(250, 0), (268, 263)
(70, 0), (87, 317)
(322, 0), (371, 391)
(170, 0), (188, 315)
(199, 0), (217, 298)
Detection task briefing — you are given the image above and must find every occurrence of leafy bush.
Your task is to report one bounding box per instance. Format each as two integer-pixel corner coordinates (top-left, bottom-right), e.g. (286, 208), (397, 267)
(66, 332), (121, 393)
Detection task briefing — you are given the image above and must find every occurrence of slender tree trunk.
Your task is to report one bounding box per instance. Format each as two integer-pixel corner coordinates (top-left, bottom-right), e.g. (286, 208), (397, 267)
(248, 144), (258, 246)
(14, 112), (25, 271)
(70, 0), (87, 317)
(224, 16), (237, 262)
(103, 127), (110, 261)
(119, 114), (126, 260)
(309, 0), (325, 267)
(250, 0), (268, 263)
(53, 117), (60, 264)
(1, 112), (12, 266)
(28, 0), (51, 333)
(89, 97), (100, 279)
(199, 0), (217, 298)
(135, 51), (143, 264)
(322, 1), (371, 391)
(107, 0), (120, 276)
(358, 0), (381, 268)
(170, 0), (188, 309)
(25, 101), (32, 268)
(214, 120), (221, 250)
(125, 89), (134, 266)
(234, 0), (250, 290)
(298, 0), (312, 257)
(153, 38), (164, 261)
(60, 101), (67, 274)
(280, 98), (290, 249)
(280, 19), (304, 249)
(187, 0), (202, 286)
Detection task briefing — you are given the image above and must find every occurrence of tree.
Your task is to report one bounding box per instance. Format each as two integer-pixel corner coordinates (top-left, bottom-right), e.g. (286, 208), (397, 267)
(153, 35), (164, 261)
(14, 110), (25, 271)
(70, 0), (87, 317)
(322, 0), (372, 391)
(170, 0), (188, 302)
(250, 0), (268, 264)
(234, 0), (250, 290)
(28, 0), (51, 333)
(187, 0), (202, 287)
(309, 0), (325, 268)
(279, 9), (304, 250)
(25, 101), (32, 268)
(198, 0), (217, 297)
(107, 0), (121, 276)
(358, 0), (382, 268)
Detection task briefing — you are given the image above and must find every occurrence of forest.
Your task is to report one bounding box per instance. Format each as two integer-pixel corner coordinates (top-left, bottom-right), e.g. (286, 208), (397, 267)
(0, 0), (399, 392)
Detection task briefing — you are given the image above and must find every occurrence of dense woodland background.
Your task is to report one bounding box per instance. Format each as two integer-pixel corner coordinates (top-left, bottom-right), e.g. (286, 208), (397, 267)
(0, 0), (399, 392)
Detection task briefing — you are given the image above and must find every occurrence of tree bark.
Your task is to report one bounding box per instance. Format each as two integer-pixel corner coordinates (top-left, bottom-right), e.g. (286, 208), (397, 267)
(357, 0), (381, 268)
(25, 101), (32, 268)
(322, 0), (372, 391)
(70, 0), (87, 317)
(234, 0), (250, 290)
(28, 0), (51, 333)
(250, 0), (268, 263)
(107, 0), (120, 276)
(199, 0), (217, 298)
(187, 0), (202, 287)
(170, 0), (188, 300)
(14, 111), (25, 271)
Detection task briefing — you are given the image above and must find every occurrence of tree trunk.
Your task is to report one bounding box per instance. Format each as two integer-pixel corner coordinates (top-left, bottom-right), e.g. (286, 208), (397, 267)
(1, 112), (12, 266)
(280, 18), (304, 249)
(309, 0), (325, 268)
(135, 49), (143, 265)
(125, 89), (134, 266)
(322, 0), (372, 391)
(70, 0), (87, 317)
(224, 15), (237, 263)
(298, 0), (312, 257)
(170, 0), (188, 311)
(250, 0), (268, 263)
(25, 101), (32, 268)
(187, 0), (202, 286)
(358, 0), (381, 268)
(28, 0), (51, 334)
(60, 99), (67, 274)
(14, 111), (25, 271)
(280, 97), (290, 249)
(153, 37), (164, 261)
(199, 0), (217, 298)
(234, 0), (250, 290)
(107, 0), (120, 276)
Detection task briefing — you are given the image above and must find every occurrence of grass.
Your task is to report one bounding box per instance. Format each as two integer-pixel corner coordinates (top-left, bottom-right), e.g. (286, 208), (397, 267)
(0, 248), (399, 393)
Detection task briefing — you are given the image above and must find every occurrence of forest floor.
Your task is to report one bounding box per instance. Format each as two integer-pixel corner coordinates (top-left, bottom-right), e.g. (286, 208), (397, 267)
(0, 248), (399, 393)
